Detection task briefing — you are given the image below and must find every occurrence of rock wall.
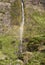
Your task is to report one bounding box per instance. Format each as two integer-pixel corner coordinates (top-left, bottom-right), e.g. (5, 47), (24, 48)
(0, 0), (21, 34)
(0, 2), (11, 34)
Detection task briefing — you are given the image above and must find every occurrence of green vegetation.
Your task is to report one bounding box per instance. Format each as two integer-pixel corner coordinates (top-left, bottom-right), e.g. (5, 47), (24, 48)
(0, 0), (45, 65)
(0, 35), (45, 65)
(0, 36), (19, 59)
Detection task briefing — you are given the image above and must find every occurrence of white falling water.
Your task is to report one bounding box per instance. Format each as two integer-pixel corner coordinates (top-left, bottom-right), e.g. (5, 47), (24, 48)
(19, 0), (24, 53)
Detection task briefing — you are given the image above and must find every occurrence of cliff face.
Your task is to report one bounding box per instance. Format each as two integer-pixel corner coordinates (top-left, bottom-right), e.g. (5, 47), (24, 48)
(0, 0), (45, 37)
(0, 0), (21, 34)
(0, 2), (11, 33)
(0, 0), (45, 65)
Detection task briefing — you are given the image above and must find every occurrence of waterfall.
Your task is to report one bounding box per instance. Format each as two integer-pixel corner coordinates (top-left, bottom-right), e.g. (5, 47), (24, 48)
(19, 0), (24, 53)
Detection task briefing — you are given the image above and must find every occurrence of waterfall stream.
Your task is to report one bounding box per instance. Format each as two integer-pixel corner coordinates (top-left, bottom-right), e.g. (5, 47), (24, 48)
(19, 0), (24, 53)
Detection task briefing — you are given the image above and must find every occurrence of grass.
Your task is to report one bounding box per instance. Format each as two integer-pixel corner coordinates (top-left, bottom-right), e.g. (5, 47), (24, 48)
(24, 4), (45, 39)
(0, 35), (45, 65)
(32, 10), (45, 25)
(0, 36), (19, 60)
(0, 35), (20, 64)
(26, 52), (45, 65)
(0, 0), (45, 65)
